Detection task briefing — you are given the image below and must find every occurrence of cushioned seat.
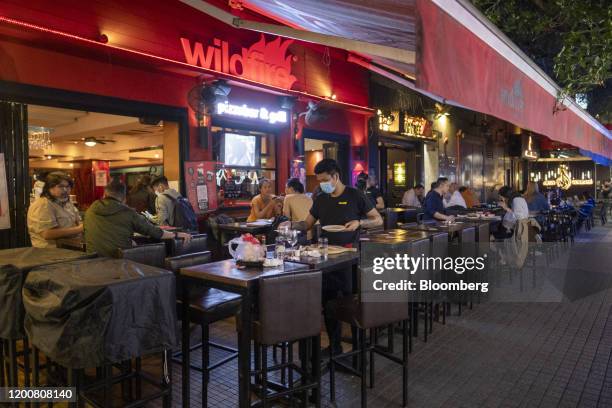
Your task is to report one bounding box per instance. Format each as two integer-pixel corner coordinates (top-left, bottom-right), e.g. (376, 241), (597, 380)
(328, 295), (409, 330)
(164, 251), (240, 408)
(119, 243), (166, 268)
(183, 288), (241, 323)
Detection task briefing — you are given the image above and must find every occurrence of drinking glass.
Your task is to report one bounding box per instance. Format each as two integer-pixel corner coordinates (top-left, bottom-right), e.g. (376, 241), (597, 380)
(319, 237), (328, 259)
(275, 237), (286, 260)
(287, 229), (298, 249)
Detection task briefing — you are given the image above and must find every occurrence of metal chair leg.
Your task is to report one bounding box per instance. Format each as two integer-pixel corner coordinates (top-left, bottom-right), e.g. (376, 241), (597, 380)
(360, 329), (367, 408)
(202, 324), (209, 408)
(261, 345), (268, 408)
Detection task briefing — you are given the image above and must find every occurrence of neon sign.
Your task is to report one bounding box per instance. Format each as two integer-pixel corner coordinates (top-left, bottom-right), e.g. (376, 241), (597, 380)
(216, 102), (287, 124)
(523, 135), (538, 160)
(532, 164), (593, 190)
(180, 35), (297, 89)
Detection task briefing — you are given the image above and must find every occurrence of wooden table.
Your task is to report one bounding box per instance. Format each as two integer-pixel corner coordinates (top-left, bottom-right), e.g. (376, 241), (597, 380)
(179, 259), (309, 408)
(290, 250), (359, 272)
(218, 222), (273, 236)
(402, 221), (478, 235)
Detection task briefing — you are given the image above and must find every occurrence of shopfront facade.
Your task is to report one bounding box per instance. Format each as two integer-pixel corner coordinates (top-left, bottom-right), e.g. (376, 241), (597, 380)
(0, 0), (371, 248)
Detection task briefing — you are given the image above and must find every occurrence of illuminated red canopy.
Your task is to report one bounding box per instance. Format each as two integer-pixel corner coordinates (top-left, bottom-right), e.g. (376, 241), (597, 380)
(415, 0), (611, 162)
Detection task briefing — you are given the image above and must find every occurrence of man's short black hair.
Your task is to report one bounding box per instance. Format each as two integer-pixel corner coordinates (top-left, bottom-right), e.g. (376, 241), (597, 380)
(436, 177), (449, 185)
(286, 177), (304, 193)
(430, 181), (438, 190)
(314, 159), (341, 177)
(151, 176), (169, 188)
(105, 180), (127, 199)
(459, 186), (467, 193)
(415, 184), (424, 190)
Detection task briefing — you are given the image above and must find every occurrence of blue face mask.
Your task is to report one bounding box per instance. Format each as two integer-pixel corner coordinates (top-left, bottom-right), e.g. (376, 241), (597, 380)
(320, 178), (336, 194)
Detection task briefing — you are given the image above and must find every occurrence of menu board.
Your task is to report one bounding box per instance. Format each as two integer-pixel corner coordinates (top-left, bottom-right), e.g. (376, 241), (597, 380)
(184, 161), (217, 213)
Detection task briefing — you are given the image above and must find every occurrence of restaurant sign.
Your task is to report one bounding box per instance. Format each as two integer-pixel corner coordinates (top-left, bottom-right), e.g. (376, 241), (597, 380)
(532, 164), (593, 190)
(216, 101), (288, 124)
(180, 34), (297, 89)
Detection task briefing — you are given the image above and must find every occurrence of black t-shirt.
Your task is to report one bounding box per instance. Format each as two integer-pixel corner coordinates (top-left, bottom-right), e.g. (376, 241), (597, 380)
(310, 186), (374, 245)
(365, 187), (382, 208)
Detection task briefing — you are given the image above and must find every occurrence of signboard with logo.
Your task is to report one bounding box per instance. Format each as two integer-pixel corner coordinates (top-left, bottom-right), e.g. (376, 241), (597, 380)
(181, 34), (297, 90)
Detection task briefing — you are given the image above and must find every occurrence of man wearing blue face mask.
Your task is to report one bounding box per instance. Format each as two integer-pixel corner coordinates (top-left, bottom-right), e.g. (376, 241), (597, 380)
(300, 158), (383, 356)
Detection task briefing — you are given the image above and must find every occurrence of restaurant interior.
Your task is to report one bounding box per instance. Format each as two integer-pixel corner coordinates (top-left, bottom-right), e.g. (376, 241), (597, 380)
(27, 105), (180, 210)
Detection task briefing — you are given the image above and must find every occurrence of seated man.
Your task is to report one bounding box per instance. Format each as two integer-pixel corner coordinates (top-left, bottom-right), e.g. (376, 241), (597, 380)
(402, 184), (425, 207)
(424, 177), (456, 222)
(84, 181), (191, 257)
(444, 182), (467, 209)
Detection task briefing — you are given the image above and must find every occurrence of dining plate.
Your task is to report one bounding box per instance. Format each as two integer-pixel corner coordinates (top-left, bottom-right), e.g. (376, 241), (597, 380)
(322, 225), (347, 232)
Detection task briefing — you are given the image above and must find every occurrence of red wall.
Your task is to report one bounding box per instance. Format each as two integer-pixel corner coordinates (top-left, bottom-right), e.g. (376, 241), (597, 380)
(0, 0), (370, 190)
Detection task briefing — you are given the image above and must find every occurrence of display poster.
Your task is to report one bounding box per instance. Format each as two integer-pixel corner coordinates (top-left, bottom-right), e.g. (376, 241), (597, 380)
(0, 154), (10, 230)
(290, 159), (306, 188)
(94, 170), (108, 187)
(184, 161), (217, 213)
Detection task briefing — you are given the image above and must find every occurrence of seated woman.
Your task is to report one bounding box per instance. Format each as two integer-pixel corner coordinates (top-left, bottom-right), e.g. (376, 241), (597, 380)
(27, 172), (84, 248)
(247, 178), (282, 222)
(283, 178), (313, 239)
(493, 186), (529, 240)
(523, 181), (550, 212)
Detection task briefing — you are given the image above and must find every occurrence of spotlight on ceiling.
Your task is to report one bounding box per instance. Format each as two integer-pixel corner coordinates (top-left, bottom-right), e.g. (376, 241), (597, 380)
(84, 138), (97, 147)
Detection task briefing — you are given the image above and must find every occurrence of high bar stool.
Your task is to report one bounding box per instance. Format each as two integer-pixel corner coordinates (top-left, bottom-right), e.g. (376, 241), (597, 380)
(165, 252), (242, 408)
(251, 271), (322, 408)
(327, 268), (411, 408)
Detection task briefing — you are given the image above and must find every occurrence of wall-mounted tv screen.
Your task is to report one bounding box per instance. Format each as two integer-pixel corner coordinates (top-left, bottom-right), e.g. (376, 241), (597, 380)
(223, 133), (258, 167)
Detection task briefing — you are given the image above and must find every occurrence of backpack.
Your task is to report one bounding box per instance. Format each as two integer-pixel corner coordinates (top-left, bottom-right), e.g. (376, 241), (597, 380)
(164, 193), (198, 231)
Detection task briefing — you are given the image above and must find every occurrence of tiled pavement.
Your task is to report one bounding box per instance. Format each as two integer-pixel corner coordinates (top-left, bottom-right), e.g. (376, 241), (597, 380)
(140, 224), (612, 407)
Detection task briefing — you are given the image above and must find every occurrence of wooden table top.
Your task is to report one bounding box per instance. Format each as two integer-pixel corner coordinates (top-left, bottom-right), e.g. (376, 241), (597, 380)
(180, 259), (309, 288)
(290, 250), (359, 270)
(217, 223), (273, 234)
(403, 222), (478, 234)
(363, 229), (439, 242)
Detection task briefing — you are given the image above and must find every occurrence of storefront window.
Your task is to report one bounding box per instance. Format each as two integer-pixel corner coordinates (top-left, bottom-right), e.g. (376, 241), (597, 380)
(212, 127), (277, 207)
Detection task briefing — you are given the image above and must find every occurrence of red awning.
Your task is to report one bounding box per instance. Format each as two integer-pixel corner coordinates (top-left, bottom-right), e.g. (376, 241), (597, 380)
(416, 0), (612, 161)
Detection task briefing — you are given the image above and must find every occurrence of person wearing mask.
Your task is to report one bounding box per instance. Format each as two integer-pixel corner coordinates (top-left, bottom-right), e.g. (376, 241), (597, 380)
(151, 176), (181, 226)
(495, 186), (529, 239)
(444, 182), (467, 209)
(523, 181), (550, 212)
(423, 177), (456, 221)
(27, 172), (83, 248)
(295, 159), (382, 356)
(127, 174), (157, 214)
(402, 184), (425, 207)
(460, 186), (480, 208)
(84, 181), (191, 257)
(247, 178), (282, 222)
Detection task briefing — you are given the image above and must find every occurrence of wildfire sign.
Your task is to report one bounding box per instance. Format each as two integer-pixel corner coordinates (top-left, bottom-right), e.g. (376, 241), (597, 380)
(181, 34), (297, 89)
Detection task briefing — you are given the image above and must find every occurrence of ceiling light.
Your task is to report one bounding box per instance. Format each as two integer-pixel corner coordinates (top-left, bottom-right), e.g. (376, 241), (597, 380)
(154, 154), (160, 158)
(84, 140), (97, 147)
(331, 94), (337, 100)
(46, 155), (52, 159)
(70, 163), (74, 167)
